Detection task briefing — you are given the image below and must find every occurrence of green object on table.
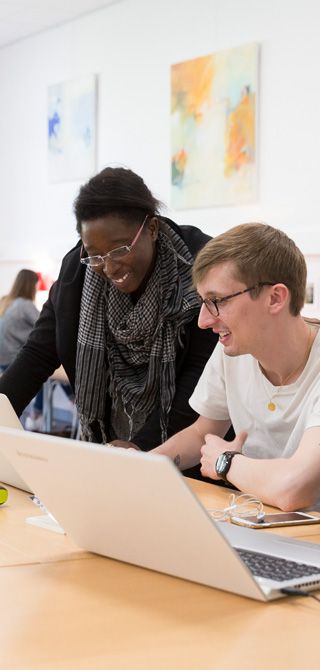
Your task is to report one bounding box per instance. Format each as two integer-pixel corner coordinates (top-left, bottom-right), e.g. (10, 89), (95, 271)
(0, 485), (8, 505)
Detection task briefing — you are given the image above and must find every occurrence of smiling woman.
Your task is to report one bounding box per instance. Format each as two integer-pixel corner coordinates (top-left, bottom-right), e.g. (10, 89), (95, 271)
(79, 212), (153, 297)
(0, 166), (219, 452)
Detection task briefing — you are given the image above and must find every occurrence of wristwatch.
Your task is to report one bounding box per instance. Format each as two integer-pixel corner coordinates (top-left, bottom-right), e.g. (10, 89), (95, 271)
(215, 450), (240, 482)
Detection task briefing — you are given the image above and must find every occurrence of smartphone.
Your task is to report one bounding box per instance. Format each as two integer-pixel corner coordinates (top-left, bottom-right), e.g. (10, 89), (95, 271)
(230, 511), (320, 529)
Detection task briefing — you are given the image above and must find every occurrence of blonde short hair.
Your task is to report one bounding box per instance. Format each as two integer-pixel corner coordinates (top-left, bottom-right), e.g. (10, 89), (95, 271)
(192, 223), (306, 316)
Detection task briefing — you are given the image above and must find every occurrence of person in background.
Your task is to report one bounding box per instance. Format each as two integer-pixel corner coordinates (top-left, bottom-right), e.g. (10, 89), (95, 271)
(152, 223), (320, 511)
(0, 167), (219, 454)
(0, 269), (39, 372)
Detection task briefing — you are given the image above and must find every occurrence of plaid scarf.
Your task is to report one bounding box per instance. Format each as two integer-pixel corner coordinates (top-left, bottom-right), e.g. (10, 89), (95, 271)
(75, 220), (199, 443)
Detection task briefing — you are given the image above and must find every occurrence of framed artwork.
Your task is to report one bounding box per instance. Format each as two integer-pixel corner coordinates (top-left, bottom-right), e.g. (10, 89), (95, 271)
(171, 42), (259, 209)
(47, 74), (97, 182)
(303, 255), (320, 318)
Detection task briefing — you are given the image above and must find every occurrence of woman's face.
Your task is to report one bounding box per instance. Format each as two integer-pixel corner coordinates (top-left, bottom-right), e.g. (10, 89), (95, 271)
(80, 214), (158, 296)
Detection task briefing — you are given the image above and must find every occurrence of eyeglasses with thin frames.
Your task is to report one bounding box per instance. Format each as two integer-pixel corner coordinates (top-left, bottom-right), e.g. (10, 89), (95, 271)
(199, 282), (275, 317)
(80, 214), (148, 268)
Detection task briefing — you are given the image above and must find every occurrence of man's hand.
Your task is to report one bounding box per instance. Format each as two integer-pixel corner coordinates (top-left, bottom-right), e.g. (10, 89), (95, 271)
(109, 440), (141, 450)
(200, 431), (248, 479)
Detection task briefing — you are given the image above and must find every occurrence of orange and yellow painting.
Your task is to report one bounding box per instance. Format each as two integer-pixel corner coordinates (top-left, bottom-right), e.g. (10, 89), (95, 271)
(171, 43), (258, 208)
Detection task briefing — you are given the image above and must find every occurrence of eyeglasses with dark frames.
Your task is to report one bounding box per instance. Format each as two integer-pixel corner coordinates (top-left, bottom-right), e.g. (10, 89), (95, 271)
(199, 282), (275, 317)
(80, 214), (148, 268)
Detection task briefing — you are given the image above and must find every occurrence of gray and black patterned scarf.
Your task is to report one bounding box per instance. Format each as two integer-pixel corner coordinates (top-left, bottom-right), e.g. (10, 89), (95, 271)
(75, 220), (200, 443)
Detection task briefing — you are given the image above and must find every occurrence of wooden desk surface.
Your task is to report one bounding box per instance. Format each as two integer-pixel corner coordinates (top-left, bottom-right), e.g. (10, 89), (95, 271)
(0, 479), (320, 670)
(0, 485), (90, 567)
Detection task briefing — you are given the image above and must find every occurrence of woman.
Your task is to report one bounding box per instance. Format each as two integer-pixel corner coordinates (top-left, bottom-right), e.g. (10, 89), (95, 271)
(0, 167), (218, 450)
(0, 269), (39, 372)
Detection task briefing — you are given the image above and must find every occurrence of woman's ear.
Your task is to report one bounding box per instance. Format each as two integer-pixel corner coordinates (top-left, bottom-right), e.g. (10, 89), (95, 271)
(148, 216), (159, 242)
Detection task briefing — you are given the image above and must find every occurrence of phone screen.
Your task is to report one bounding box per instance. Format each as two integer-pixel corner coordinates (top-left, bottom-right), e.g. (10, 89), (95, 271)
(256, 512), (314, 523)
(234, 511), (319, 526)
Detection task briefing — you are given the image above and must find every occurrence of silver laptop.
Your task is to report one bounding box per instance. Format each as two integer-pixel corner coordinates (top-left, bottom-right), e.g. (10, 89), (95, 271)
(0, 425), (319, 602)
(0, 394), (32, 492)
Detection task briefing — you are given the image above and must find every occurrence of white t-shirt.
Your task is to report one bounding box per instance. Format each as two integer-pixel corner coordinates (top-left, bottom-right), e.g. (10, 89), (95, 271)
(189, 329), (320, 460)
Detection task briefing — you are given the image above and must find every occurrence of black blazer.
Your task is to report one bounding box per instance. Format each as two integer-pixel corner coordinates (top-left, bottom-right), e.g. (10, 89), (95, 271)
(0, 218), (218, 449)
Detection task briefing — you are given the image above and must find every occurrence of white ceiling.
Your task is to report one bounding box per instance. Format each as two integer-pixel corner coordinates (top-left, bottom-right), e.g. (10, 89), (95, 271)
(0, 0), (122, 48)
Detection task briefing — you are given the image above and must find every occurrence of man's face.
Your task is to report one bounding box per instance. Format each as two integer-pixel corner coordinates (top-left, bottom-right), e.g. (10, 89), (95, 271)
(197, 262), (269, 357)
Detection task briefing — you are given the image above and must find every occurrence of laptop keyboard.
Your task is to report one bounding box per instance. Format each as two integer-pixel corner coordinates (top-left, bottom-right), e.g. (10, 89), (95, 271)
(236, 548), (320, 582)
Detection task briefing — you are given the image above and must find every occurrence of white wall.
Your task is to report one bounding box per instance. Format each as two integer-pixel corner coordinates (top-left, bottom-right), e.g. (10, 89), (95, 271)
(0, 0), (319, 291)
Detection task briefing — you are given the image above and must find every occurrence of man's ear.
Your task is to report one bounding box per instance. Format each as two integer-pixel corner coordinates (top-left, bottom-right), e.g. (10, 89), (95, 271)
(268, 283), (289, 314)
(148, 216), (159, 241)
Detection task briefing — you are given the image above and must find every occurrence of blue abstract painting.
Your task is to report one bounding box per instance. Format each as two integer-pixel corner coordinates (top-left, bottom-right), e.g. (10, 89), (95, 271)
(48, 74), (97, 182)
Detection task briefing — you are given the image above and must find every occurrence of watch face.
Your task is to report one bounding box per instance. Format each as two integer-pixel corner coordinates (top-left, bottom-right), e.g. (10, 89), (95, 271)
(216, 453), (228, 474)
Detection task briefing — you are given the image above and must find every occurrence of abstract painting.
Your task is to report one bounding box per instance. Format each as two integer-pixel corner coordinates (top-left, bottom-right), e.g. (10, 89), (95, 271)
(48, 74), (97, 182)
(171, 43), (259, 208)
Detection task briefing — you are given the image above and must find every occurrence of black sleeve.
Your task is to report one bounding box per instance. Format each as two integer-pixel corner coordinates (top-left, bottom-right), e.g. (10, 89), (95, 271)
(0, 284), (60, 416)
(133, 317), (218, 451)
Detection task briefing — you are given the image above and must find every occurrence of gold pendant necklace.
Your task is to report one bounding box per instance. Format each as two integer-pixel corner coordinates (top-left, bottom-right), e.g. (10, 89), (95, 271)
(260, 328), (313, 412)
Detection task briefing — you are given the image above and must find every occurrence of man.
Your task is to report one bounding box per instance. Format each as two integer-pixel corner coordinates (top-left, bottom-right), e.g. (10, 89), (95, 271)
(153, 223), (320, 511)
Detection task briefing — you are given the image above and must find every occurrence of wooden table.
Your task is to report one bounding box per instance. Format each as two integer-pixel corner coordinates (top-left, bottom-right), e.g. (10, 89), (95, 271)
(0, 480), (319, 670)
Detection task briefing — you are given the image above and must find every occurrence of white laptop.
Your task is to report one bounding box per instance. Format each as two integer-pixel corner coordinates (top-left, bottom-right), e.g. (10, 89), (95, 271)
(0, 425), (320, 602)
(0, 394), (32, 492)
